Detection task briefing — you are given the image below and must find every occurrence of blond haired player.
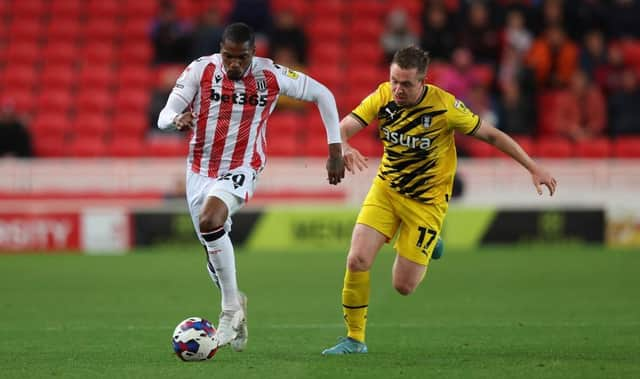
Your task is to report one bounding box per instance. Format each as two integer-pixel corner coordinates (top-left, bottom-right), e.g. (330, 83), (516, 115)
(322, 46), (556, 355)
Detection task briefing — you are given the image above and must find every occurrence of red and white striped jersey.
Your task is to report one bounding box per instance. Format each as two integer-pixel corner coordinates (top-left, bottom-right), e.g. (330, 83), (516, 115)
(172, 54), (312, 178)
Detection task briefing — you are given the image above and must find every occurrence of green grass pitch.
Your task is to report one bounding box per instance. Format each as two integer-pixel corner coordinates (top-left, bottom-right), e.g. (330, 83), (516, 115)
(1, 244), (639, 379)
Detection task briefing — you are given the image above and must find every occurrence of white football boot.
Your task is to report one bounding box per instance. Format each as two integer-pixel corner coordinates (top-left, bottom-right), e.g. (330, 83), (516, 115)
(231, 292), (248, 352)
(214, 306), (244, 348)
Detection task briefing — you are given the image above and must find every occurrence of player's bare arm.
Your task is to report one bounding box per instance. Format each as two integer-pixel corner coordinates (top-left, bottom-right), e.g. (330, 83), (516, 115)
(473, 120), (557, 196)
(326, 143), (345, 185)
(340, 115), (369, 174)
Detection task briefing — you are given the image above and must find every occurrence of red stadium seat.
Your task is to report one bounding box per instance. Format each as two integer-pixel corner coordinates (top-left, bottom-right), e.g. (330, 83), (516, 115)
(266, 132), (299, 157)
(40, 65), (76, 90)
(107, 136), (146, 157)
(115, 89), (150, 113)
(84, 19), (120, 41)
(309, 43), (344, 66)
(33, 135), (68, 157)
(347, 65), (385, 92)
(87, 0), (121, 18)
(72, 113), (111, 138)
(120, 19), (151, 44)
(496, 135), (534, 158)
(37, 90), (74, 115)
(75, 90), (113, 113)
(31, 114), (72, 139)
(112, 112), (149, 140)
(268, 112), (304, 135)
(117, 66), (154, 91)
(349, 0), (387, 19)
(81, 43), (116, 65)
(1, 65), (38, 91)
(534, 138), (573, 158)
(613, 137), (640, 158)
(1, 89), (35, 114)
(310, 0), (345, 19)
(389, 0), (423, 15)
(8, 20), (43, 42)
(346, 42), (385, 67)
(349, 133), (383, 157)
(46, 19), (82, 42)
(67, 135), (109, 157)
(307, 66), (344, 93)
(145, 136), (189, 157)
(574, 138), (612, 158)
(123, 0), (158, 19)
(307, 20), (345, 42)
(537, 90), (562, 136)
(348, 22), (384, 45)
(50, 0), (84, 18)
(11, 0), (47, 18)
(6, 42), (39, 64)
(119, 43), (153, 65)
(42, 42), (78, 65)
(465, 138), (496, 158)
(78, 65), (115, 90)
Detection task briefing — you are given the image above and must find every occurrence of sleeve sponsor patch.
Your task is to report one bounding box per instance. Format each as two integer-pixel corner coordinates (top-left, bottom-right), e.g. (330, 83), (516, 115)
(454, 99), (469, 113)
(286, 69), (299, 79)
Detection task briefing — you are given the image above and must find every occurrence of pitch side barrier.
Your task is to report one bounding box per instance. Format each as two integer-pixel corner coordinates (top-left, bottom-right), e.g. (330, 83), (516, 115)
(0, 158), (638, 252)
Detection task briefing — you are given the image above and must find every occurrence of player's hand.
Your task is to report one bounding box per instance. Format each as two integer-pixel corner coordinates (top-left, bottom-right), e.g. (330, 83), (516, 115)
(343, 144), (368, 174)
(531, 166), (557, 196)
(173, 112), (197, 131)
(326, 155), (345, 185)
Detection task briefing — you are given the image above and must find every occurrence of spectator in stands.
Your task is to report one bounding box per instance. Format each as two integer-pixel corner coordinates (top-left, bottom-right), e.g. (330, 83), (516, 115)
(420, 4), (457, 62)
(228, 0), (273, 37)
(272, 46), (307, 113)
(526, 24), (579, 89)
(497, 78), (536, 135)
(148, 66), (183, 135)
(579, 29), (608, 81)
(595, 43), (629, 95)
(533, 0), (565, 34)
(151, 1), (193, 64)
(0, 100), (32, 157)
(501, 8), (532, 57)
(607, 0), (640, 39)
(380, 8), (419, 64)
(434, 47), (475, 103)
(190, 8), (224, 61)
(458, 1), (500, 64)
(564, 0), (607, 41)
(552, 70), (606, 141)
(268, 8), (308, 65)
(608, 67), (640, 136)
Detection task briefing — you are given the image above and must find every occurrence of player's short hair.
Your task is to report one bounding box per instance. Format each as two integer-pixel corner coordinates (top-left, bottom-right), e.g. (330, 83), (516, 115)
(222, 22), (255, 47)
(391, 46), (431, 76)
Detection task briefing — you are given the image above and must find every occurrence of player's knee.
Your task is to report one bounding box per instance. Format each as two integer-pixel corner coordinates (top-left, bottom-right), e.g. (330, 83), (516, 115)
(346, 253), (372, 272)
(393, 281), (417, 296)
(199, 217), (223, 235)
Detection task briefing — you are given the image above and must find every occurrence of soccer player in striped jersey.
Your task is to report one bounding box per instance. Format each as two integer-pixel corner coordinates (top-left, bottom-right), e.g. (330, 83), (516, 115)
(158, 23), (345, 352)
(321, 46), (556, 355)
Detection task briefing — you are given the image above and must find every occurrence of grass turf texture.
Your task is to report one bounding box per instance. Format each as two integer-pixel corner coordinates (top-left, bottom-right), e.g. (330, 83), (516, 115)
(1, 245), (639, 379)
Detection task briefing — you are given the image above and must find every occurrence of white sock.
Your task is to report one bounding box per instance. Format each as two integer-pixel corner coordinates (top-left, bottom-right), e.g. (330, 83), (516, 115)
(202, 227), (240, 312)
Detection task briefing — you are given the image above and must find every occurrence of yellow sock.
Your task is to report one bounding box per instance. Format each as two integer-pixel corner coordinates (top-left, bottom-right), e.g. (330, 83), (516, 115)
(342, 270), (370, 342)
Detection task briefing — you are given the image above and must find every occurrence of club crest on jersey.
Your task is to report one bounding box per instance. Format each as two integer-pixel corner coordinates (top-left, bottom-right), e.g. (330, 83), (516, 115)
(256, 78), (267, 91)
(421, 115), (432, 128)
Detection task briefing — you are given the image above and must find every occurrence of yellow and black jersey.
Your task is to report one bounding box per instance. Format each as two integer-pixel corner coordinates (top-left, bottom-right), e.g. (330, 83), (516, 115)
(351, 82), (480, 204)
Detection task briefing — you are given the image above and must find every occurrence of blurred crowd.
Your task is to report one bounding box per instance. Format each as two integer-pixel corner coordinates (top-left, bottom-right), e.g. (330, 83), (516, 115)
(1, 0), (639, 159)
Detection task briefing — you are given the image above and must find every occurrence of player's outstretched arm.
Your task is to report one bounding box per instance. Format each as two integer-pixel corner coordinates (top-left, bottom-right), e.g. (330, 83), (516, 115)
(472, 120), (557, 196)
(340, 115), (369, 174)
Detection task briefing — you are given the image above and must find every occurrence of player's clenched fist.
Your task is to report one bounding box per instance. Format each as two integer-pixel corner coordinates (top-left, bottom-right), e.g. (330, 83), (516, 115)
(173, 112), (197, 131)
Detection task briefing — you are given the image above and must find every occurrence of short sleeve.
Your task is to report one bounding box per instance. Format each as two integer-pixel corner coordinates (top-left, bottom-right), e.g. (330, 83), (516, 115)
(445, 94), (481, 135)
(351, 84), (387, 126)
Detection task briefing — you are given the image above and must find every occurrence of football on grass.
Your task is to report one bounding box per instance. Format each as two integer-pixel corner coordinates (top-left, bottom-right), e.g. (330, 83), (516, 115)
(172, 317), (218, 361)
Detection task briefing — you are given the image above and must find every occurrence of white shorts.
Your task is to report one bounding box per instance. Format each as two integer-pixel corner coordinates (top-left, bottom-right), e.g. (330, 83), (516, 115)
(186, 166), (258, 240)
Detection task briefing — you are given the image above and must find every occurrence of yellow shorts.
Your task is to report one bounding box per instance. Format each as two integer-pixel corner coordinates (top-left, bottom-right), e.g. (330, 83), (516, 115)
(356, 177), (448, 266)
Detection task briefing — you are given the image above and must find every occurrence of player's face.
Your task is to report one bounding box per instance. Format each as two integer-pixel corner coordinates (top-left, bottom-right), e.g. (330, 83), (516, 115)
(390, 63), (425, 107)
(220, 40), (255, 81)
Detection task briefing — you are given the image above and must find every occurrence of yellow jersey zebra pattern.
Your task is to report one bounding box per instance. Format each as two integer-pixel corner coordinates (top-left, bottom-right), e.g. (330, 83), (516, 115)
(351, 83), (480, 204)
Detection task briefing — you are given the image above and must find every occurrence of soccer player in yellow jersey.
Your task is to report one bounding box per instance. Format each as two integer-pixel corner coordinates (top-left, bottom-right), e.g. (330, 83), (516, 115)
(321, 46), (557, 355)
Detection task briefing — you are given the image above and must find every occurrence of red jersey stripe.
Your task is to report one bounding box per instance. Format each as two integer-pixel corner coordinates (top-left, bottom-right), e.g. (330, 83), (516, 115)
(229, 75), (258, 170)
(208, 76), (235, 177)
(191, 63), (215, 174)
(251, 70), (280, 170)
